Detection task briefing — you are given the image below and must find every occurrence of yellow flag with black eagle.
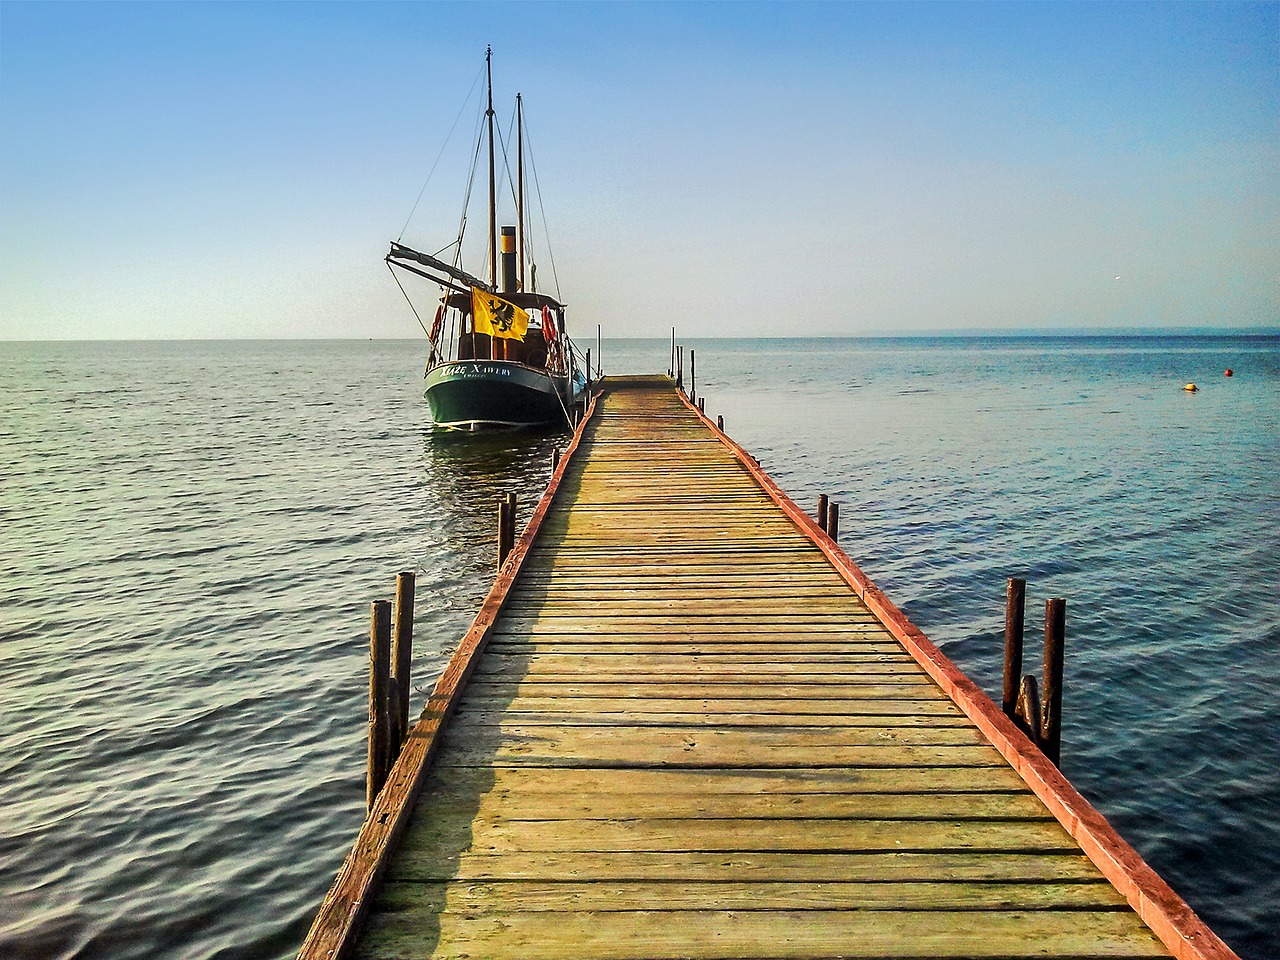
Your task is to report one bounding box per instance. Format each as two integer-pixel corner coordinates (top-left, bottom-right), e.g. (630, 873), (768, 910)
(471, 287), (529, 340)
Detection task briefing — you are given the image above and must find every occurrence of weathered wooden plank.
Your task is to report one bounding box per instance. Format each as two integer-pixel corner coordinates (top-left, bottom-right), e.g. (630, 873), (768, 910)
(412, 785), (1052, 823)
(372, 878), (1130, 913)
(455, 701), (962, 721)
(489, 624), (896, 639)
(357, 907), (1168, 960)
(493, 616), (888, 631)
(398, 814), (1080, 857)
(505, 586), (861, 601)
(484, 641), (911, 656)
(463, 680), (947, 701)
(473, 659), (930, 680)
(419, 764), (1036, 796)
(433, 727), (1007, 770)
(383, 848), (1111, 884)
(450, 711), (968, 730)
(442, 720), (991, 749)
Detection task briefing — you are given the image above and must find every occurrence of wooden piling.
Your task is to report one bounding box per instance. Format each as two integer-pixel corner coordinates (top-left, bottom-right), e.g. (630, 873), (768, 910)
(698, 397), (704, 413)
(366, 600), (392, 812)
(817, 494), (829, 532)
(498, 498), (512, 570)
(676, 346), (683, 389)
(504, 493), (519, 566)
(552, 448), (561, 472)
(1042, 597), (1066, 766)
(716, 414), (724, 432)
(690, 349), (696, 400)
(390, 572), (415, 750)
(1003, 578), (1026, 718)
(1016, 673), (1043, 745)
(828, 501), (840, 541)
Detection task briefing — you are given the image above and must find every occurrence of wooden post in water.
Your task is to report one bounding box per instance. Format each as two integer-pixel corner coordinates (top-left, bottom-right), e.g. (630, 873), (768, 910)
(1042, 598), (1066, 766)
(390, 572), (415, 751)
(670, 327), (676, 378)
(690, 350), (696, 401)
(1016, 674), (1042, 745)
(676, 346), (683, 390)
(552, 448), (561, 473)
(827, 502), (840, 541)
(1002, 578), (1026, 719)
(585, 348), (592, 390)
(716, 415), (724, 432)
(502, 493), (519, 566)
(367, 600), (392, 812)
(497, 498), (512, 570)
(698, 397), (705, 413)
(817, 495), (829, 532)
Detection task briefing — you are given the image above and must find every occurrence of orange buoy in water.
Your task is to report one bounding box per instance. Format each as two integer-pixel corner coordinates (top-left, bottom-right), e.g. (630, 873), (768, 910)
(1225, 369), (1234, 377)
(1184, 383), (1199, 392)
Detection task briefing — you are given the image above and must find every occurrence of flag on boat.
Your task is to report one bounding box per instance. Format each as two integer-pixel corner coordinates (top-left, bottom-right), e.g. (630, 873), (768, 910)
(541, 305), (557, 342)
(471, 287), (529, 340)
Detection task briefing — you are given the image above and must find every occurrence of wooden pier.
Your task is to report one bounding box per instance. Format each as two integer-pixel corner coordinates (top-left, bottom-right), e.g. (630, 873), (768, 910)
(300, 377), (1235, 960)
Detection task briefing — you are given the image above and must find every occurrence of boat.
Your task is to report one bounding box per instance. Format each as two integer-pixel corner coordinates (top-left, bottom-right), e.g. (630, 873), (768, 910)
(386, 48), (588, 430)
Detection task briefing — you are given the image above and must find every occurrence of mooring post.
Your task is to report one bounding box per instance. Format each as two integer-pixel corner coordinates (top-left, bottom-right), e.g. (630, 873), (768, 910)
(698, 397), (705, 413)
(367, 600), (392, 812)
(670, 327), (676, 378)
(828, 502), (840, 541)
(818, 495), (829, 531)
(1042, 598), (1066, 766)
(552, 448), (561, 473)
(716, 414), (724, 432)
(1016, 674), (1042, 745)
(497, 498), (511, 570)
(391, 571), (415, 751)
(585, 348), (592, 390)
(1003, 578), (1026, 719)
(676, 346), (683, 390)
(690, 349), (696, 400)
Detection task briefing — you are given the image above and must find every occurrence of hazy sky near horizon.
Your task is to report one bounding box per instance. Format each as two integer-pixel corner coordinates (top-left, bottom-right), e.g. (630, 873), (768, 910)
(1, 1), (1277, 340)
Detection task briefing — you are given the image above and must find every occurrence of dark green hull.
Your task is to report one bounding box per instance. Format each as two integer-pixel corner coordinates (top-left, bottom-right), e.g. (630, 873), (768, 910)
(425, 360), (572, 429)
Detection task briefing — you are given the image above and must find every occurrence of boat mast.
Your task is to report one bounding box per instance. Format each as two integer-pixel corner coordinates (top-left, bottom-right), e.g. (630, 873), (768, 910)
(517, 93), (525, 293)
(486, 46), (497, 291)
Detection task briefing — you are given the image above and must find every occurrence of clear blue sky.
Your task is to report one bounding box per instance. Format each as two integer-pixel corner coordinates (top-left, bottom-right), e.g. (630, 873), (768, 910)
(1, 1), (1276, 339)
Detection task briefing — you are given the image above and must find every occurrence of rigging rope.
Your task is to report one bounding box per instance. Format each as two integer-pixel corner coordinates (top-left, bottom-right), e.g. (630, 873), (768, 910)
(453, 95), (488, 272)
(522, 120), (561, 301)
(387, 260), (431, 338)
(398, 61), (487, 243)
(495, 104), (522, 217)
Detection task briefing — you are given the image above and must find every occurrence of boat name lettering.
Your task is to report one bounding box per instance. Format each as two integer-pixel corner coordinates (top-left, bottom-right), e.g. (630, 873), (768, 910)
(451, 365), (512, 379)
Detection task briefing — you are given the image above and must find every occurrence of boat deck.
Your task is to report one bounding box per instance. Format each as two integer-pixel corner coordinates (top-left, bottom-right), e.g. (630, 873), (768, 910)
(303, 377), (1231, 960)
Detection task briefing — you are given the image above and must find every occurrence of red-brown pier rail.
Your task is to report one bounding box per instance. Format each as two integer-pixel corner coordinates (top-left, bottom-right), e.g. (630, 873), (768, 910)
(298, 376), (1236, 960)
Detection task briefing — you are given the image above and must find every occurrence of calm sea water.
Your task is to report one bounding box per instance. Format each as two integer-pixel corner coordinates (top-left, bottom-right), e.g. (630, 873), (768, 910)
(2, 336), (1276, 959)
